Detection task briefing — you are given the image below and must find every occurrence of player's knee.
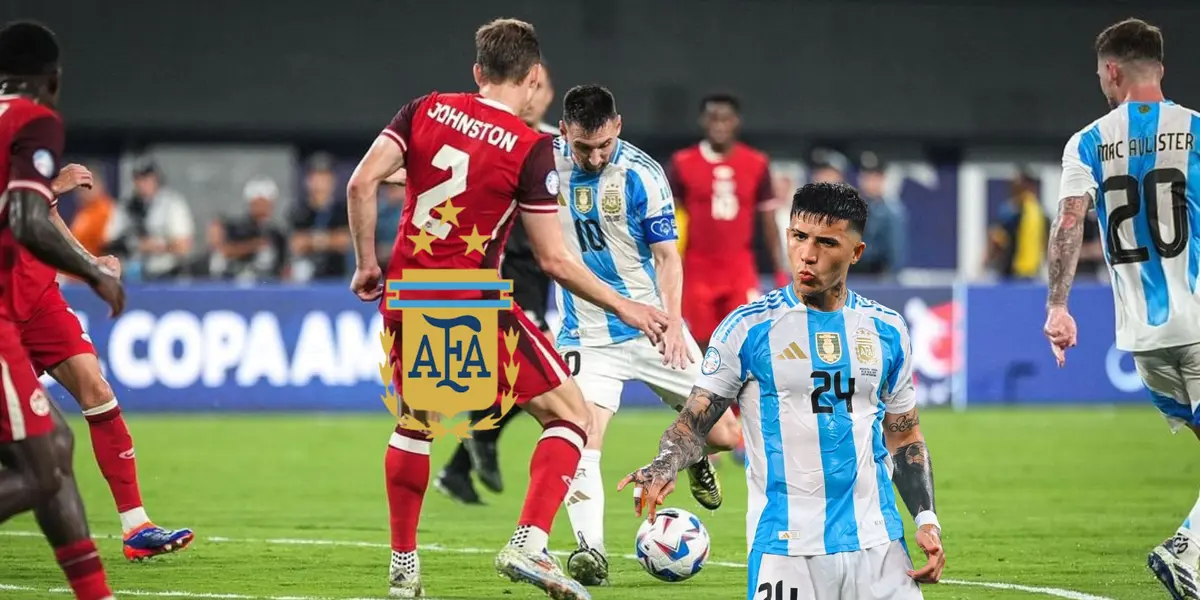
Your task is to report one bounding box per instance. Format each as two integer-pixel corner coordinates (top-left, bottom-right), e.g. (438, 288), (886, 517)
(50, 423), (76, 469)
(76, 375), (115, 411)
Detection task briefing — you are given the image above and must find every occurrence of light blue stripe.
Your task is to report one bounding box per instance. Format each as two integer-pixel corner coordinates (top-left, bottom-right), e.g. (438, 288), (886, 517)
(386, 281), (511, 292)
(1128, 102), (1170, 326)
(1150, 389), (1194, 423)
(807, 309), (860, 554)
(872, 317), (906, 542)
(745, 550), (763, 600)
(782, 284), (799, 307)
(558, 287), (580, 346)
(746, 320), (789, 555)
(1188, 114), (1200, 292)
(385, 299), (512, 309)
(1081, 126), (1118, 292)
(625, 170), (661, 296)
(568, 167), (638, 342)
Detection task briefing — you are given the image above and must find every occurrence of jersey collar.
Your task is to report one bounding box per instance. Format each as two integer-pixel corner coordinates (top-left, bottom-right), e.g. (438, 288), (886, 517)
(699, 140), (732, 164)
(475, 96), (516, 115)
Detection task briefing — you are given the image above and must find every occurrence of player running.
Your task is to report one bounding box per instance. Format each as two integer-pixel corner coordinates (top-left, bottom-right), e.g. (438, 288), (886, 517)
(345, 19), (668, 600)
(621, 183), (946, 599)
(1042, 17), (1200, 600)
(0, 20), (127, 600)
(546, 84), (741, 587)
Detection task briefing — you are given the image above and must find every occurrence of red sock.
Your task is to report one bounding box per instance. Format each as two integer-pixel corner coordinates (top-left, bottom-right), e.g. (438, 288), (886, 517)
(386, 426), (431, 552)
(54, 539), (113, 600)
(83, 401), (143, 514)
(518, 420), (586, 532)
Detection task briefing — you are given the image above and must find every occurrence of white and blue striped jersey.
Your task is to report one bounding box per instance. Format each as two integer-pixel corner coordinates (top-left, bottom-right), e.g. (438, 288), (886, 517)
(552, 137), (679, 347)
(695, 285), (915, 557)
(1060, 101), (1200, 352)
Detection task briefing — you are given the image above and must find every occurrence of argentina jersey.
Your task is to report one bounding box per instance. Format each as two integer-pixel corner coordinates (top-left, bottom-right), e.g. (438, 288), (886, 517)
(1061, 101), (1200, 352)
(552, 137), (679, 346)
(695, 286), (915, 557)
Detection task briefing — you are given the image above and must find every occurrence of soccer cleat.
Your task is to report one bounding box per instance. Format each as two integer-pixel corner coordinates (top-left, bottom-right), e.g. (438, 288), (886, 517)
(566, 536), (609, 587)
(1149, 533), (1200, 600)
(495, 545), (591, 600)
(122, 523), (195, 561)
(388, 564), (425, 598)
(686, 456), (723, 511)
(465, 438), (504, 493)
(434, 469), (483, 505)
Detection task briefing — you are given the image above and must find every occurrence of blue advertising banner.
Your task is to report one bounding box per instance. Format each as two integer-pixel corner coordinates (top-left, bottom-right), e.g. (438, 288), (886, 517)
(962, 283), (1145, 405)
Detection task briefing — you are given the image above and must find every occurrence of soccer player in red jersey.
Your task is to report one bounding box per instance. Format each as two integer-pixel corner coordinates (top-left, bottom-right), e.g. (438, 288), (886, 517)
(0, 20), (127, 600)
(346, 19), (668, 600)
(668, 93), (787, 350)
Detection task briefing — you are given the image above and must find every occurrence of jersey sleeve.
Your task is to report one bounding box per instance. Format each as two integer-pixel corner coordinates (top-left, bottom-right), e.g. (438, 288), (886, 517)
(695, 314), (750, 399)
(381, 94), (429, 155)
(755, 163), (777, 211)
(630, 162), (678, 245)
(879, 315), (916, 414)
(1059, 129), (1098, 201)
(516, 136), (559, 214)
(8, 115), (64, 206)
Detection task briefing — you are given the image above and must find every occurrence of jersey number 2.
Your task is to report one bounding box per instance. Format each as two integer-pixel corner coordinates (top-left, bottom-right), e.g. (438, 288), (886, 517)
(811, 370), (854, 413)
(412, 144), (470, 240)
(1103, 167), (1188, 265)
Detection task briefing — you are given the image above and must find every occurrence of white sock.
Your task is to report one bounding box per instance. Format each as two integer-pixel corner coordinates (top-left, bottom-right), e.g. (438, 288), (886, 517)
(390, 549), (419, 576)
(564, 449), (606, 556)
(508, 524), (549, 553)
(119, 507), (150, 535)
(1181, 489), (1200, 538)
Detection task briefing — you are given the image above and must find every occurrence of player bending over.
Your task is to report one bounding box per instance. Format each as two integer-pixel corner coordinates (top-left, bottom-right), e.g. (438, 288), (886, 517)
(0, 20), (128, 600)
(546, 84), (741, 587)
(622, 183), (946, 600)
(1042, 17), (1200, 600)
(345, 18), (668, 600)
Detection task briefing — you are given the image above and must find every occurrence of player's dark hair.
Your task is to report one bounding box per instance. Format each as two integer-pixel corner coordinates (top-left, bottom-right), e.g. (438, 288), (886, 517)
(562, 85), (617, 133)
(0, 21), (59, 78)
(700, 93), (740, 114)
(1095, 18), (1164, 63)
(790, 182), (868, 235)
(475, 18), (542, 84)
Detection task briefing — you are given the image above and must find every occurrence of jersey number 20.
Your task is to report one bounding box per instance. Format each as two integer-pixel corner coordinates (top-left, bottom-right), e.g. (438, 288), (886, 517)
(1103, 167), (1188, 265)
(412, 144), (470, 240)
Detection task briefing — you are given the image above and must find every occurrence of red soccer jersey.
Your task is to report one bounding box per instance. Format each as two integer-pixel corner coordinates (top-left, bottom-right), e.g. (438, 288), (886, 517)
(380, 92), (558, 313)
(0, 94), (64, 322)
(668, 141), (773, 269)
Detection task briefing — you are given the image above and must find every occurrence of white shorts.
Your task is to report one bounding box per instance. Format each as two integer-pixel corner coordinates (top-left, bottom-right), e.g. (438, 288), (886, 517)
(747, 541), (922, 600)
(557, 331), (702, 413)
(1134, 342), (1200, 431)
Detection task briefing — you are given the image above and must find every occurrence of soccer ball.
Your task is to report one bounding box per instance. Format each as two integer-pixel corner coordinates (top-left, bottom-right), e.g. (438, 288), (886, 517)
(634, 507), (710, 582)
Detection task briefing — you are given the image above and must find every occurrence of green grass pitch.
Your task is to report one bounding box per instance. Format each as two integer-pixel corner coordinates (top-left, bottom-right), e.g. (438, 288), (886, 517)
(0, 406), (1194, 599)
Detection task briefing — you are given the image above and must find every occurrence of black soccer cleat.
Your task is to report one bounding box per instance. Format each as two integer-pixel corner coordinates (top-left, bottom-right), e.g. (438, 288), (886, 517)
(465, 439), (503, 494)
(433, 469), (483, 505)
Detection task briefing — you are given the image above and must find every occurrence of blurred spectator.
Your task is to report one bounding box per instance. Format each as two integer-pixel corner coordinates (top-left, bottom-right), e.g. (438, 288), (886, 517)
(851, 152), (907, 277)
(522, 63), (557, 134)
(68, 163), (115, 256)
(105, 159), (195, 280)
(809, 148), (848, 184)
(985, 168), (1048, 280)
(377, 170), (406, 272)
(288, 152), (351, 281)
(207, 177), (288, 282)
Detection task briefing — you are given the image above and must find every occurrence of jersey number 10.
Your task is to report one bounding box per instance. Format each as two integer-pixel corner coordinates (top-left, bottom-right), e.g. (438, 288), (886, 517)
(1103, 167), (1188, 265)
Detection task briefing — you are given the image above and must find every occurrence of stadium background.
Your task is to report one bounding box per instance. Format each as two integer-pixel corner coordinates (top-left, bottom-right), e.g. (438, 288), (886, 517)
(4, 2), (1200, 599)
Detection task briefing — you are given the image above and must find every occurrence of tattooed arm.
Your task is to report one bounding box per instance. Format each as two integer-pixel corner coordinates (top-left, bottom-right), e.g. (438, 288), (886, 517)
(883, 407), (935, 520)
(1046, 195), (1091, 308)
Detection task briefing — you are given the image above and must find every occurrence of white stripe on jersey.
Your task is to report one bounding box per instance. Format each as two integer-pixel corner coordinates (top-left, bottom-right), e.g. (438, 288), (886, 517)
(1059, 101), (1200, 352)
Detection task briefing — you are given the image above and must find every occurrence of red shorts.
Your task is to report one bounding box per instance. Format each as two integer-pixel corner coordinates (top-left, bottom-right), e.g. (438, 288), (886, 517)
(384, 307), (568, 409)
(0, 318), (55, 443)
(683, 265), (761, 347)
(18, 287), (96, 375)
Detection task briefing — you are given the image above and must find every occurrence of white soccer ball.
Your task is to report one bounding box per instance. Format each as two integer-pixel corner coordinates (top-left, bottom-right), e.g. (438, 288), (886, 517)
(634, 507), (710, 582)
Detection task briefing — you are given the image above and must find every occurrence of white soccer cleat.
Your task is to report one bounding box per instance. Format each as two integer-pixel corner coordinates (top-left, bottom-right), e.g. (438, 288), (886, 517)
(1149, 533), (1200, 600)
(388, 563), (425, 598)
(495, 545), (592, 600)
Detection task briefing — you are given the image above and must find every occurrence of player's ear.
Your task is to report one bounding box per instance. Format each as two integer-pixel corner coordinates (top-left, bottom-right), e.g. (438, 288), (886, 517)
(559, 121), (567, 137)
(472, 64), (485, 88)
(851, 240), (865, 263)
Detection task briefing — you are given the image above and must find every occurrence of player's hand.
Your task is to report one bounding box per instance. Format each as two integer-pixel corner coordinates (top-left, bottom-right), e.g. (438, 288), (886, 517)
(96, 255), (122, 279)
(350, 263), (384, 302)
(90, 272), (126, 318)
(617, 461), (677, 521)
(615, 299), (669, 346)
(1043, 305), (1077, 368)
(657, 318), (694, 370)
(50, 164), (93, 195)
(908, 524), (945, 584)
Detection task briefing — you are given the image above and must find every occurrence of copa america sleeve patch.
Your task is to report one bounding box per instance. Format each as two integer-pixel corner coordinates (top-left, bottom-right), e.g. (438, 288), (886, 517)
(545, 170), (560, 195)
(33, 149), (56, 179)
(701, 347), (722, 375)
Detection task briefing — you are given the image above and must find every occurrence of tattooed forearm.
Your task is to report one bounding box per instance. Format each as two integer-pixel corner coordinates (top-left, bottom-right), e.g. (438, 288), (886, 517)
(886, 411), (919, 433)
(1046, 195), (1090, 307)
(650, 387), (735, 474)
(892, 441), (935, 517)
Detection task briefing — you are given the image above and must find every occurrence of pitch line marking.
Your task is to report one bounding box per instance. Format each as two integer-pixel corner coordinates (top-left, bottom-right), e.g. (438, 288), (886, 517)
(0, 530), (1116, 600)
